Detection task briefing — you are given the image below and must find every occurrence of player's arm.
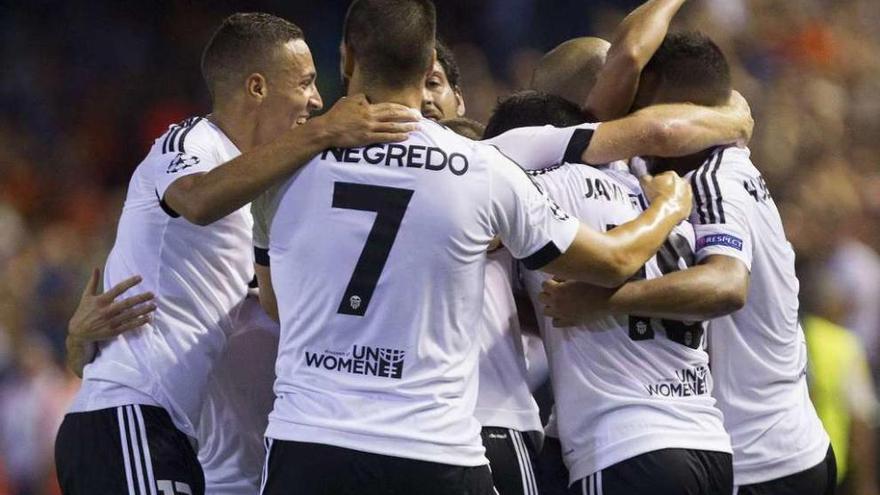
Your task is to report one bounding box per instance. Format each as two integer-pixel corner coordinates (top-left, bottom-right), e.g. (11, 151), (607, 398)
(66, 269), (156, 377)
(583, 91), (753, 165)
(585, 0), (686, 120)
(540, 255), (748, 325)
(254, 264), (278, 322)
(164, 95), (419, 226)
(484, 91), (751, 172)
(540, 172), (693, 287)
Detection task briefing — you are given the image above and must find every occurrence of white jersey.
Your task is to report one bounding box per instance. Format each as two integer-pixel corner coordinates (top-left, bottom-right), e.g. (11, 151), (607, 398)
(197, 293), (278, 495)
(474, 249), (542, 434)
(252, 117), (579, 467)
(521, 162), (730, 484)
(687, 147), (829, 485)
(70, 117), (253, 438)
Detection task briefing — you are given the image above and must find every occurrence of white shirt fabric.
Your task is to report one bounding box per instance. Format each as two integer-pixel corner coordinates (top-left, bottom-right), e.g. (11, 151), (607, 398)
(521, 161), (731, 485)
(252, 118), (579, 467)
(70, 117), (253, 439)
(197, 293), (278, 495)
(688, 146), (829, 485)
(474, 248), (543, 434)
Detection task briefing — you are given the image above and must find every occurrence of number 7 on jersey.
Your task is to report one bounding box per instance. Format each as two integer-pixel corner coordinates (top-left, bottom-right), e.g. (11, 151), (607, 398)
(332, 182), (414, 316)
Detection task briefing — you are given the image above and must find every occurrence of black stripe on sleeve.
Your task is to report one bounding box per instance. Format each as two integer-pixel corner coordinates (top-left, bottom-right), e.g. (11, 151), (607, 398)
(161, 128), (175, 154)
(690, 171), (708, 224)
(166, 126), (182, 153)
(562, 128), (594, 164)
(709, 150), (726, 223)
(520, 241), (563, 270)
(155, 189), (180, 218)
(698, 159), (716, 223)
(176, 117), (203, 153)
(254, 247), (270, 266)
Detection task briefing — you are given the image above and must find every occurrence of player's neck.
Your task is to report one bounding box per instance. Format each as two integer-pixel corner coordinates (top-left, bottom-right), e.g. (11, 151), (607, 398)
(208, 107), (257, 153)
(347, 71), (422, 112)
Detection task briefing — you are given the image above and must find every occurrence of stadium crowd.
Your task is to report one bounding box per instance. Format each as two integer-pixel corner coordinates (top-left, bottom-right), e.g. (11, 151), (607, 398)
(0, 0), (879, 493)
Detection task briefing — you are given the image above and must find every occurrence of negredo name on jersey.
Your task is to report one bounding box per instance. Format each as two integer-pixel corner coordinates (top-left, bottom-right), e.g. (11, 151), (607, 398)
(321, 144), (469, 176)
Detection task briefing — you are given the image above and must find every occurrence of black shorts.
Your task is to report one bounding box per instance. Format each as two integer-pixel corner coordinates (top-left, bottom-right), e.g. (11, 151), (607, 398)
(481, 427), (540, 495)
(260, 439), (495, 495)
(736, 445), (836, 495)
(55, 405), (204, 495)
(571, 448), (733, 495)
(535, 436), (570, 495)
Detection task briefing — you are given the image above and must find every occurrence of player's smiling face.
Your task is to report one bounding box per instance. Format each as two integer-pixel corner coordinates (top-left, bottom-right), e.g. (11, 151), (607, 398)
(421, 61), (464, 122)
(258, 38), (323, 145)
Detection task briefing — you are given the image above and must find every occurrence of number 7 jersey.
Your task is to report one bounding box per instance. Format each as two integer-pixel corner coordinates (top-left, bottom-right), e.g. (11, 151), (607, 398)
(251, 118), (579, 467)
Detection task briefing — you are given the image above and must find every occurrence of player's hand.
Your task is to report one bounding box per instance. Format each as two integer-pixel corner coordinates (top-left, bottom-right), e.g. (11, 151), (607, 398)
(66, 268), (156, 377)
(725, 90), (753, 147)
(640, 171), (692, 221)
(538, 279), (616, 328)
(312, 94), (420, 148)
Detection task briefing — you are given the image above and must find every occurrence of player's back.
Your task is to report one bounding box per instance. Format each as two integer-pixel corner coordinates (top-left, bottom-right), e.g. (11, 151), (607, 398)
(260, 118), (578, 466)
(71, 117), (252, 438)
(687, 147), (828, 483)
(522, 163), (730, 483)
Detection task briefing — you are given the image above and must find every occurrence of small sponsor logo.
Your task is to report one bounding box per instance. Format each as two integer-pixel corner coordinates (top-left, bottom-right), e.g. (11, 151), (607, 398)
(645, 366), (710, 398)
(696, 234), (743, 251)
(305, 344), (405, 379)
(166, 153), (200, 174)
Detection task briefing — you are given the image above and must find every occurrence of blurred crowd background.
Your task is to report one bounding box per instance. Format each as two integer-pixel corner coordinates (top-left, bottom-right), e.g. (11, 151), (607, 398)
(1, 0), (879, 493)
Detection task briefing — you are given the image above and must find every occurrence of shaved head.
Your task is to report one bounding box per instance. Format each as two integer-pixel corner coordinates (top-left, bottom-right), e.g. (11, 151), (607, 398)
(531, 37), (610, 106)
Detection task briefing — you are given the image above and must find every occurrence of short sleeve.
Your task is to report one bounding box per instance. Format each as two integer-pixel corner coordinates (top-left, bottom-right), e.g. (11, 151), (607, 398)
(484, 146), (579, 270)
(154, 126), (220, 199)
(689, 159), (753, 270)
(483, 123), (598, 171)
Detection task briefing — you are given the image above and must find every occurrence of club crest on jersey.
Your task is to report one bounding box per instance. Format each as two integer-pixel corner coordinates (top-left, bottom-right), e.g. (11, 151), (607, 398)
(696, 234), (743, 251)
(305, 344), (405, 379)
(166, 153), (200, 174)
(349, 295), (362, 310)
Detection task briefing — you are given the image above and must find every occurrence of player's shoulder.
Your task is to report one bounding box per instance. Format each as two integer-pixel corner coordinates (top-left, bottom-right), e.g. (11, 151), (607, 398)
(703, 146), (756, 179)
(153, 116), (213, 156)
(689, 146), (756, 191)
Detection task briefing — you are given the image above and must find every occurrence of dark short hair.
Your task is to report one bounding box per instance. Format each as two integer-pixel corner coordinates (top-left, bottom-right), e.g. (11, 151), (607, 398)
(343, 0), (436, 88)
(201, 13), (304, 101)
(435, 39), (461, 90)
(442, 117), (484, 140)
(484, 90), (587, 139)
(641, 31), (731, 107)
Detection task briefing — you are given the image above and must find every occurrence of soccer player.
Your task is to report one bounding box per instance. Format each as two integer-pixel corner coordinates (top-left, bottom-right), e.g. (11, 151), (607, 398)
(488, 90), (734, 495)
(250, 0), (712, 492)
(541, 32), (835, 495)
(54, 12), (419, 495)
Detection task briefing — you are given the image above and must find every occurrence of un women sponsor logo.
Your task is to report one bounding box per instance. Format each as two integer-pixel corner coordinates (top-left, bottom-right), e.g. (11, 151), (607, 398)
(304, 344), (406, 379)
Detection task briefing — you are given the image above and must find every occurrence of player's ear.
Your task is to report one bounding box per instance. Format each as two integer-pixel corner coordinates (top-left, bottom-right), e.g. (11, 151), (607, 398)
(454, 88), (466, 118)
(246, 73), (268, 102)
(340, 42), (355, 82)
